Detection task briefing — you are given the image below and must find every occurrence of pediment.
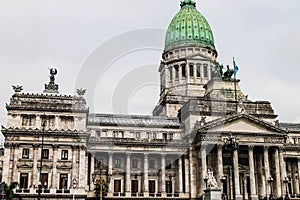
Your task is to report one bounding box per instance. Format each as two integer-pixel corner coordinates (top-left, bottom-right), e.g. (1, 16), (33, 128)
(186, 53), (210, 60)
(200, 114), (286, 135)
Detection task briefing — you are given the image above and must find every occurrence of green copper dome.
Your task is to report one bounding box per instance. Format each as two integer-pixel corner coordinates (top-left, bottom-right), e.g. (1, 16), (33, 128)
(165, 0), (215, 50)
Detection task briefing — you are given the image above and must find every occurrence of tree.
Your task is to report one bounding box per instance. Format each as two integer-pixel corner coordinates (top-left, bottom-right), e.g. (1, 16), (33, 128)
(3, 182), (21, 200)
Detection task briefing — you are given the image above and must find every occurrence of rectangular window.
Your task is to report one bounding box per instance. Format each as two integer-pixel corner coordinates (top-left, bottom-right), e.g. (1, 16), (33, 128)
(169, 68), (173, 80)
(61, 150), (68, 160)
(169, 133), (174, 140)
(49, 117), (55, 128)
(20, 173), (29, 189)
(41, 173), (48, 189)
(189, 64), (194, 77)
(132, 159), (138, 168)
(42, 149), (49, 159)
(135, 132), (140, 139)
(21, 115), (28, 126)
(181, 64), (186, 77)
(96, 130), (101, 138)
(28, 116), (36, 126)
(196, 65), (201, 77)
(153, 132), (157, 139)
(59, 174), (68, 189)
(203, 65), (208, 78)
(114, 159), (121, 168)
(166, 160), (172, 169)
(149, 160), (155, 169)
(22, 149), (30, 159)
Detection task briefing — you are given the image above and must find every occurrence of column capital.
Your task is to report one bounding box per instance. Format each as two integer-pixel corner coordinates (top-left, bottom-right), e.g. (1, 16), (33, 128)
(161, 153), (166, 158)
(13, 143), (20, 148)
(4, 142), (13, 148)
(72, 145), (79, 150)
(53, 144), (59, 150)
(263, 145), (270, 150)
(217, 144), (223, 149)
(248, 145), (255, 150)
(108, 152), (114, 156)
(278, 146), (285, 153)
(126, 152), (131, 157)
(144, 153), (149, 158)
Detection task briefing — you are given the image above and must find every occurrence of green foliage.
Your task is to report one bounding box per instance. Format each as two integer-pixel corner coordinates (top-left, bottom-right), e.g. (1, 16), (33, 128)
(3, 182), (22, 200)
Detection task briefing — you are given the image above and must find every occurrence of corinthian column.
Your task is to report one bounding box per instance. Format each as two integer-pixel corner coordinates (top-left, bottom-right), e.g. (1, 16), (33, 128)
(143, 153), (149, 196)
(178, 155), (183, 193)
(273, 148), (281, 198)
(264, 146), (270, 198)
(233, 149), (241, 197)
(161, 153), (166, 196)
(249, 146), (258, 200)
(217, 144), (223, 188)
(51, 145), (59, 189)
(279, 147), (287, 196)
(200, 144), (207, 196)
(125, 153), (131, 196)
(12, 143), (20, 182)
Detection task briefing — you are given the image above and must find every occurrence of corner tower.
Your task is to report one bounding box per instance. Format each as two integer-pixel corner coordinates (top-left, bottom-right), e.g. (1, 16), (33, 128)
(154, 0), (217, 117)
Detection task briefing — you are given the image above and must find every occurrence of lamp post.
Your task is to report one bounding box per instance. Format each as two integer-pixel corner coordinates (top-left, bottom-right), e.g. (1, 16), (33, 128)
(224, 134), (239, 200)
(92, 164), (109, 200)
(38, 118), (46, 200)
(268, 176), (274, 200)
(284, 177), (290, 200)
(221, 176), (228, 200)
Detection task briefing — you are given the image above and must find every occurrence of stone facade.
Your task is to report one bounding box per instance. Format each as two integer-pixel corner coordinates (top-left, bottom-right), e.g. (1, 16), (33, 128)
(1, 1), (300, 200)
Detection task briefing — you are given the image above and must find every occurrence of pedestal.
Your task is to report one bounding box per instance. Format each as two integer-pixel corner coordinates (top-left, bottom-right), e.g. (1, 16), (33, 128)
(204, 188), (222, 200)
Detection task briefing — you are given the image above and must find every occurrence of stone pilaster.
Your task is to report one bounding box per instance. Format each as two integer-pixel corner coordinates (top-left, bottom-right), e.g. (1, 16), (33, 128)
(189, 147), (197, 199)
(264, 146), (270, 198)
(178, 155), (183, 193)
(12, 143), (20, 182)
(90, 154), (95, 191)
(248, 146), (258, 200)
(217, 144), (223, 188)
(143, 153), (149, 196)
(200, 144), (207, 197)
(72, 145), (78, 182)
(51, 145), (59, 189)
(79, 145), (86, 189)
(125, 153), (131, 196)
(279, 147), (286, 197)
(184, 154), (190, 194)
(273, 148), (281, 198)
(233, 150), (241, 198)
(2, 143), (12, 184)
(161, 153), (166, 196)
(108, 152), (113, 194)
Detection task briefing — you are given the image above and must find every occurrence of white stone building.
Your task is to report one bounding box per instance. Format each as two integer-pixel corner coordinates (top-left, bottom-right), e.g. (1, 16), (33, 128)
(1, 0), (300, 200)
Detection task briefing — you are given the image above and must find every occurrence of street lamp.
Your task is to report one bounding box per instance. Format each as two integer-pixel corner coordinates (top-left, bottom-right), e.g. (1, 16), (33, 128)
(221, 176), (228, 200)
(224, 134), (239, 200)
(284, 177), (290, 200)
(268, 176), (274, 200)
(38, 118), (46, 200)
(92, 164), (109, 200)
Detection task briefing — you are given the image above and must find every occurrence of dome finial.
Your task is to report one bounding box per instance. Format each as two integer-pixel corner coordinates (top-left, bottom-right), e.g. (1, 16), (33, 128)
(180, 0), (196, 8)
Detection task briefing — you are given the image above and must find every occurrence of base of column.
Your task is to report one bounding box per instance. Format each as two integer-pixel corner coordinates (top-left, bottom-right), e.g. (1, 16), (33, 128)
(250, 194), (259, 200)
(161, 192), (166, 197)
(144, 192), (149, 197)
(107, 192), (113, 197)
(125, 192), (131, 197)
(236, 194), (243, 200)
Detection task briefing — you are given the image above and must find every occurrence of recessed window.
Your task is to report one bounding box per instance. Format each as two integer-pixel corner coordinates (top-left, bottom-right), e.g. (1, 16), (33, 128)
(61, 150), (68, 160)
(21, 115), (36, 127)
(196, 65), (201, 77)
(189, 64), (194, 77)
(149, 160), (155, 169)
(132, 159), (138, 168)
(166, 160), (172, 169)
(20, 173), (29, 189)
(115, 159), (121, 168)
(181, 64), (186, 77)
(135, 132), (140, 139)
(22, 149), (30, 159)
(169, 68), (173, 80)
(203, 65), (208, 78)
(42, 149), (49, 159)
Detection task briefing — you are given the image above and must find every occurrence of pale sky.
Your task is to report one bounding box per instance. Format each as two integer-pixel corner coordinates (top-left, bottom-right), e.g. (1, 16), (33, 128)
(1, 0), (300, 135)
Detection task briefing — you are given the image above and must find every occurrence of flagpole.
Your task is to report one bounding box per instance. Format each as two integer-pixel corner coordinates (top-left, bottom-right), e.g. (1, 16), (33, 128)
(233, 57), (238, 113)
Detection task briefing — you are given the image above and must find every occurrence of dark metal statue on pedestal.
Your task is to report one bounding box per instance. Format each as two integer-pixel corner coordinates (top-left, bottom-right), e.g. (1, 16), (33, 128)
(44, 68), (59, 93)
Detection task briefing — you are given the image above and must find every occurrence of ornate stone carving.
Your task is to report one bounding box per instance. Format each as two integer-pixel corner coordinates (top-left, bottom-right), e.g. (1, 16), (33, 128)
(12, 85), (23, 93)
(76, 88), (86, 96)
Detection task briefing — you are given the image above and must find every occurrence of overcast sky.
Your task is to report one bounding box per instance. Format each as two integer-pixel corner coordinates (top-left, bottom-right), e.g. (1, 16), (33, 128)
(1, 0), (300, 132)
